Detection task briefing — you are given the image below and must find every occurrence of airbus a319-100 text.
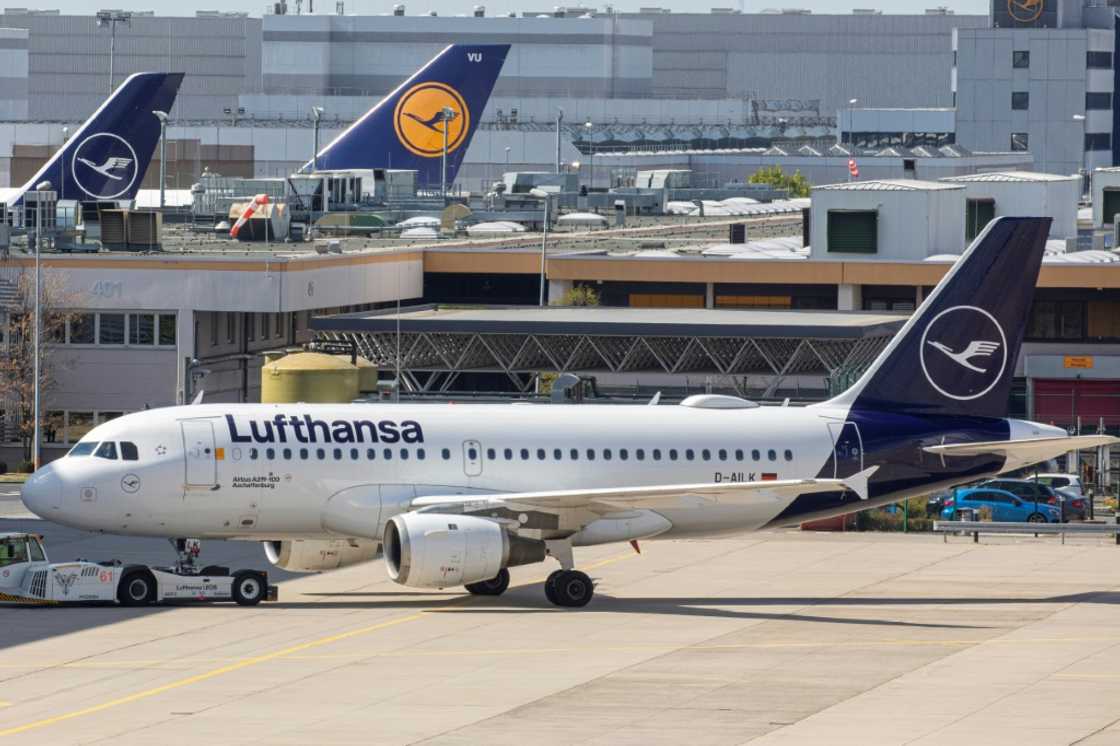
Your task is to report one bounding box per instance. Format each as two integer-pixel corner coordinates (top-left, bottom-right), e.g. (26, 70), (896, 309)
(21, 218), (1115, 607)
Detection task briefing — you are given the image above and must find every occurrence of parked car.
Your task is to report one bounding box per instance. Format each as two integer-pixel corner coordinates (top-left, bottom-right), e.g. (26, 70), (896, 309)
(979, 478), (1074, 522)
(941, 487), (1061, 523)
(1028, 474), (1090, 519)
(926, 491), (953, 517)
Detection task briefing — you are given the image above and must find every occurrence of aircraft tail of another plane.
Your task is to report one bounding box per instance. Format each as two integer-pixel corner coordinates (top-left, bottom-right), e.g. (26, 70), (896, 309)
(823, 216), (1051, 418)
(308, 44), (510, 188)
(20, 72), (184, 204)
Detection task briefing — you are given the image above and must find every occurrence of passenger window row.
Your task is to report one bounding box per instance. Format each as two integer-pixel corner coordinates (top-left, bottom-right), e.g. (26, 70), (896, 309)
(246, 447), (428, 462)
(449, 447), (794, 463)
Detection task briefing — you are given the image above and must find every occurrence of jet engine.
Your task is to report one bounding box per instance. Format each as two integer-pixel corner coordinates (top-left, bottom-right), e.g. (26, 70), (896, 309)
(383, 512), (546, 588)
(263, 538), (380, 573)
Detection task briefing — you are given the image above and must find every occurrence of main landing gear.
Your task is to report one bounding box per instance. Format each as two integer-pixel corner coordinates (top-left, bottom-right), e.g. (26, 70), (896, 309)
(461, 539), (596, 608)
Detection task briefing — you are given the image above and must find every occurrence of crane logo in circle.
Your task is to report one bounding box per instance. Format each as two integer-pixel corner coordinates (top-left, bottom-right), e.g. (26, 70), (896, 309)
(71, 132), (139, 199)
(1008, 0), (1044, 23)
(919, 305), (1008, 401)
(393, 82), (470, 158)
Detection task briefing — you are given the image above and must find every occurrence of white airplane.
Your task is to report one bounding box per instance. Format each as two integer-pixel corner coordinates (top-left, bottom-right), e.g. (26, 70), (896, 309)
(21, 217), (1115, 608)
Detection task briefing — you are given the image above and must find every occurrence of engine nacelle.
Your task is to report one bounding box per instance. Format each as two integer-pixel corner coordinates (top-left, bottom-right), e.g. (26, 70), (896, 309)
(383, 512), (546, 588)
(263, 538), (380, 573)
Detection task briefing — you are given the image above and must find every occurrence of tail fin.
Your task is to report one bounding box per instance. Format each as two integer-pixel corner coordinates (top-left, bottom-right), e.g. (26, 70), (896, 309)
(825, 216), (1051, 418)
(309, 44), (509, 187)
(20, 72), (183, 203)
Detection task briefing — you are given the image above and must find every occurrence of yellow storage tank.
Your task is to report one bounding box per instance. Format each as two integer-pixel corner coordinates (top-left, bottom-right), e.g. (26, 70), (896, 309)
(261, 352), (359, 403)
(337, 354), (379, 394)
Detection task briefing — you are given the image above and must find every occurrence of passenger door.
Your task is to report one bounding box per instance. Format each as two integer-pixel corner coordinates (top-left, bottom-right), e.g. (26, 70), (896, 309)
(181, 419), (218, 491)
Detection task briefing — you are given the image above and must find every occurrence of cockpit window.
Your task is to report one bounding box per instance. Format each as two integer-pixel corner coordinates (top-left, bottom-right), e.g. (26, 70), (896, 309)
(68, 442), (98, 457)
(120, 442), (139, 461)
(0, 538), (28, 567)
(28, 538), (45, 562)
(95, 441), (118, 460)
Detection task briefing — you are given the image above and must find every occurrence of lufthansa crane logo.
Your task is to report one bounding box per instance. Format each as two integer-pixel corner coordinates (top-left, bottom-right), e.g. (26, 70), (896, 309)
(1008, 0), (1043, 24)
(393, 82), (470, 158)
(919, 305), (1008, 401)
(71, 132), (139, 199)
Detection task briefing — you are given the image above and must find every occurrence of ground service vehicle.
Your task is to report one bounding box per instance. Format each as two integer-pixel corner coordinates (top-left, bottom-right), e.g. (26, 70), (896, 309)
(0, 533), (275, 606)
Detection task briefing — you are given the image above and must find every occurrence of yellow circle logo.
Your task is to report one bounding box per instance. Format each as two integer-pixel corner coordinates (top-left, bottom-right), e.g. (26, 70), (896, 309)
(393, 82), (471, 158)
(1008, 0), (1043, 23)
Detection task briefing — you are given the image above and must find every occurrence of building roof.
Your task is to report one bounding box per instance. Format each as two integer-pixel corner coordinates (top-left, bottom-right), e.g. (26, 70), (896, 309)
(313, 304), (906, 339)
(941, 171), (1077, 183)
(813, 179), (963, 192)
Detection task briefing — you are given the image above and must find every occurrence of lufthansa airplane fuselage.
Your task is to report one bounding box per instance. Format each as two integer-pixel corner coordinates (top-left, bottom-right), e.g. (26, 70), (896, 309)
(21, 400), (1063, 541)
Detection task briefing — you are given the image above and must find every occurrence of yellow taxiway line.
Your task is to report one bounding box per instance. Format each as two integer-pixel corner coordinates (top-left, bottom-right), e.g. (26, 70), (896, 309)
(0, 551), (635, 738)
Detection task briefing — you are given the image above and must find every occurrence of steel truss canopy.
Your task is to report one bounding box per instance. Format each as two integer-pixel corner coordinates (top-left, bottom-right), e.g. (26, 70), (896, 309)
(311, 305), (904, 397)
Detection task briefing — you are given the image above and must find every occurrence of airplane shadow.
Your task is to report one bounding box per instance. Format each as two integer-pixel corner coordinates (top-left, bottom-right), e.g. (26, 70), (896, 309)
(262, 588), (1120, 628)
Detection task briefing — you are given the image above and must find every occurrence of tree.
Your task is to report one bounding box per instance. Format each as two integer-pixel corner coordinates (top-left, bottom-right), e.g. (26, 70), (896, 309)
(557, 285), (600, 307)
(0, 271), (74, 464)
(748, 165), (811, 198)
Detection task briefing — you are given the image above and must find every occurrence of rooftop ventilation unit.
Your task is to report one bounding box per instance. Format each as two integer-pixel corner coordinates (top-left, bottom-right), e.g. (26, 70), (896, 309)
(473, 4), (484, 15)
(852, 8), (881, 13)
(780, 8), (811, 13)
(392, 3), (404, 14)
(924, 6), (952, 12)
(710, 7), (741, 13)
(428, 9), (436, 15)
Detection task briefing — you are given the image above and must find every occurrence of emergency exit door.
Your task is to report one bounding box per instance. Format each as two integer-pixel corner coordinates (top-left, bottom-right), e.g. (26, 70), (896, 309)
(182, 419), (218, 489)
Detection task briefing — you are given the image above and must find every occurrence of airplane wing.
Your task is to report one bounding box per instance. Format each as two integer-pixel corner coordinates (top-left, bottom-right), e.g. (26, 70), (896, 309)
(412, 467), (877, 515)
(924, 435), (1117, 461)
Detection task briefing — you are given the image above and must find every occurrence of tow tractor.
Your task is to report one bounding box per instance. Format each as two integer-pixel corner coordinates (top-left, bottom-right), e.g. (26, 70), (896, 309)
(0, 533), (277, 606)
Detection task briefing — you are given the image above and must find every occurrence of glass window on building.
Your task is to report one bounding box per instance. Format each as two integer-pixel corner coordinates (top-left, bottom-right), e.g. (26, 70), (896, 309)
(66, 411), (95, 443)
(1011, 91), (1029, 110)
(97, 411), (124, 425)
(1086, 132), (1112, 151)
(98, 313), (125, 345)
(69, 313), (95, 344)
(226, 312), (236, 344)
(966, 199), (996, 242)
(44, 411), (64, 443)
(247, 313), (256, 342)
(1087, 51), (1113, 69)
(826, 210), (878, 254)
(1086, 92), (1112, 110)
(158, 314), (176, 346)
(260, 313), (270, 340)
(1028, 300), (1084, 340)
(274, 313), (283, 338)
(129, 313), (155, 345)
(1012, 50), (1030, 68)
(1011, 132), (1029, 151)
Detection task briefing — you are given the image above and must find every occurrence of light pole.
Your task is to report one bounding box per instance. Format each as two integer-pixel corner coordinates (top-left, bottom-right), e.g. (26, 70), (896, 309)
(584, 120), (593, 191)
(59, 126), (68, 210)
(845, 98), (858, 147)
(31, 180), (51, 470)
(153, 110), (168, 209)
(504, 145), (511, 170)
(438, 105), (458, 199)
(310, 106), (324, 172)
(530, 187), (551, 306)
(555, 107), (564, 173)
(1074, 113), (1088, 198)
(96, 10), (132, 94)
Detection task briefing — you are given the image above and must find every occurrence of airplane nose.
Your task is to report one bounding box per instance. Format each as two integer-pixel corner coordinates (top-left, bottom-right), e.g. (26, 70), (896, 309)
(21, 467), (61, 518)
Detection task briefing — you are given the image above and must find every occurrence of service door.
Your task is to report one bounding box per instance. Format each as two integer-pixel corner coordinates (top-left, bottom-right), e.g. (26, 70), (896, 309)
(463, 440), (483, 477)
(827, 421), (864, 479)
(182, 419), (218, 489)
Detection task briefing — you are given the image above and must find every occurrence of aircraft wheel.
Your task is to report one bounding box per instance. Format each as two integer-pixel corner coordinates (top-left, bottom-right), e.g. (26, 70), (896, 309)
(465, 568), (510, 596)
(550, 570), (594, 608)
(544, 569), (563, 605)
(118, 571), (156, 606)
(232, 571), (266, 606)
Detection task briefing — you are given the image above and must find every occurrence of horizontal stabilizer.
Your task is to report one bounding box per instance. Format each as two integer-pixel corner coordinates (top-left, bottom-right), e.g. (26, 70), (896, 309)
(924, 435), (1118, 461)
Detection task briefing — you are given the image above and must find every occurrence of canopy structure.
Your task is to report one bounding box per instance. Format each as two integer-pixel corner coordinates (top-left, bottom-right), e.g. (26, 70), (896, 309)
(312, 305), (903, 398)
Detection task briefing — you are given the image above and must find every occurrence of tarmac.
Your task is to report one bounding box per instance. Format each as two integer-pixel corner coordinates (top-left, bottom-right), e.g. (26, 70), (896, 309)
(2, 495), (1120, 745)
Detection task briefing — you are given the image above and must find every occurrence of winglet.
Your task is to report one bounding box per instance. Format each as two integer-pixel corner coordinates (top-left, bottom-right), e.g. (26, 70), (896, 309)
(842, 466), (878, 500)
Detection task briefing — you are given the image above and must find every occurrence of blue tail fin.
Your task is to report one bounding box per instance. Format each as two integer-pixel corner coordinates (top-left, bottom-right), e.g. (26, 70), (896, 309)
(309, 44), (510, 187)
(20, 72), (183, 203)
(826, 216), (1051, 418)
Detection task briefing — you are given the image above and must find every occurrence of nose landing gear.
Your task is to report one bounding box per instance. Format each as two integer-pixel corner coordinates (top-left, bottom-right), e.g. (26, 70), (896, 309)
(170, 537), (202, 574)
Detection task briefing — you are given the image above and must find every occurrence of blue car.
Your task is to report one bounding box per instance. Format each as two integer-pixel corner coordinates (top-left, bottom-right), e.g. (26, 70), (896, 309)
(941, 487), (1061, 523)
